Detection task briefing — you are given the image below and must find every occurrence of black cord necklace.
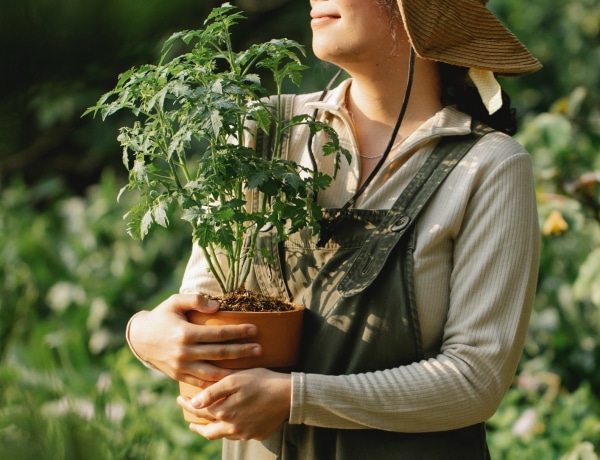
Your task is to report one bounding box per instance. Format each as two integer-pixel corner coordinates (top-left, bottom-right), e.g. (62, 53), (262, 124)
(309, 48), (416, 247)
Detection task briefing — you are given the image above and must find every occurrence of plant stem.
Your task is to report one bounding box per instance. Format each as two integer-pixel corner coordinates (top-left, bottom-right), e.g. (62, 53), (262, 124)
(239, 224), (258, 288)
(270, 83), (284, 163)
(201, 245), (227, 294)
(155, 109), (185, 192)
(223, 22), (239, 75)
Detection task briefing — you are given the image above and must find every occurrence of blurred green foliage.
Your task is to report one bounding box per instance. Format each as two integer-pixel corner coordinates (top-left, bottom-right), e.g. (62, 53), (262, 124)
(0, 173), (215, 458)
(1, 0), (599, 458)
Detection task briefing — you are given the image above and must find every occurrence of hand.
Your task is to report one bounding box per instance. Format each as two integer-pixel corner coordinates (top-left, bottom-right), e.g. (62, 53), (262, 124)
(177, 368), (292, 441)
(128, 294), (262, 387)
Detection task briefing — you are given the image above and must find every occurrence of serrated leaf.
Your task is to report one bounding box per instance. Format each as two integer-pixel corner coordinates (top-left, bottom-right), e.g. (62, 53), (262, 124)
(281, 171), (301, 190)
(132, 159), (148, 183)
(116, 185), (129, 203)
(210, 110), (223, 137)
(244, 74), (261, 85)
(225, 198), (246, 209)
(215, 225), (236, 247)
(215, 207), (235, 220)
(125, 219), (143, 240)
(181, 206), (203, 223)
(249, 107), (272, 133)
(141, 209), (153, 238)
(247, 170), (269, 189)
(194, 222), (216, 247)
(212, 79), (223, 94)
(153, 200), (170, 227)
(312, 172), (333, 191)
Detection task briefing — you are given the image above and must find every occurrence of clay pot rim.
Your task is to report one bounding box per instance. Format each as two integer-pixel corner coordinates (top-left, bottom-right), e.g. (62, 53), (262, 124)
(197, 304), (305, 316)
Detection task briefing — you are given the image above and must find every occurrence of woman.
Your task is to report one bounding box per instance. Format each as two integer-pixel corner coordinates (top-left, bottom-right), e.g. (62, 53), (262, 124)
(127, 0), (541, 458)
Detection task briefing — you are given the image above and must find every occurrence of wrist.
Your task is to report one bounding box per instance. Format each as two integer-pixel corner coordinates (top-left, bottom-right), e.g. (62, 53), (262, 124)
(126, 311), (157, 370)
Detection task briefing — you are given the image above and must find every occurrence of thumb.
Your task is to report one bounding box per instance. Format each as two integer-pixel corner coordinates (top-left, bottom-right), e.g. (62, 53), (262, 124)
(163, 293), (220, 315)
(192, 294), (220, 313)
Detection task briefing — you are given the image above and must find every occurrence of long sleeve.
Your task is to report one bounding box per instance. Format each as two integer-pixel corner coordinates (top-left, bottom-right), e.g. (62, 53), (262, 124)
(289, 133), (540, 432)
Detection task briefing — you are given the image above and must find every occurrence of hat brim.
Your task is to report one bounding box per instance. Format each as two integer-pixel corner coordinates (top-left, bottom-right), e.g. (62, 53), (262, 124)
(398, 0), (542, 75)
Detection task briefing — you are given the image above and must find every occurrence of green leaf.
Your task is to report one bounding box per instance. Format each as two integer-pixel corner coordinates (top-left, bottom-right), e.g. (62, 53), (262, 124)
(312, 172), (333, 191)
(194, 221), (216, 247)
(140, 209), (153, 238)
(181, 206), (203, 223)
(152, 200), (170, 228)
(116, 185), (130, 203)
(215, 225), (236, 248)
(244, 74), (261, 86)
(247, 170), (269, 189)
(214, 207), (235, 221)
(282, 171), (301, 190)
(248, 105), (272, 133)
(84, 4), (349, 294)
(132, 160), (148, 184)
(260, 247), (274, 264)
(225, 198), (246, 209)
(210, 110), (223, 137)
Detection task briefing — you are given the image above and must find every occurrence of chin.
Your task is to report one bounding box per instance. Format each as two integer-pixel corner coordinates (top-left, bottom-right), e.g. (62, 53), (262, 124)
(312, 39), (348, 67)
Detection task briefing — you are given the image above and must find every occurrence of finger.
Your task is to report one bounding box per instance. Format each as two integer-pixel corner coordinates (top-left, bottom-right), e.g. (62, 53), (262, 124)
(177, 363), (234, 387)
(160, 293), (220, 315)
(186, 323), (260, 344)
(191, 380), (236, 409)
(177, 396), (217, 423)
(184, 341), (262, 362)
(189, 420), (239, 441)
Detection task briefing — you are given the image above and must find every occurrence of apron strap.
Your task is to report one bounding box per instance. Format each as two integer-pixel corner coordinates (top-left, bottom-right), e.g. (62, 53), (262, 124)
(338, 122), (493, 298)
(249, 94), (296, 300)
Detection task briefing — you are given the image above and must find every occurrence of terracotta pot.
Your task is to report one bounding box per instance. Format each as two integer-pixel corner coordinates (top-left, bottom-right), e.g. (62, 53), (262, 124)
(178, 304), (305, 424)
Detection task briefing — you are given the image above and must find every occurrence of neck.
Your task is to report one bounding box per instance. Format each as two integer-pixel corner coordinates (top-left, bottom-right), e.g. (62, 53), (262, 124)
(344, 53), (442, 132)
(338, 51), (442, 165)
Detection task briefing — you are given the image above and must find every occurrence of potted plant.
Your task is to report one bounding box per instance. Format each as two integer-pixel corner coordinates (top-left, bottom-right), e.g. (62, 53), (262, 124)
(85, 5), (349, 422)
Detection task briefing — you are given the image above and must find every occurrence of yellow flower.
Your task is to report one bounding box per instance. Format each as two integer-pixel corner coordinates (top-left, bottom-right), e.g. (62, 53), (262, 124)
(543, 210), (569, 236)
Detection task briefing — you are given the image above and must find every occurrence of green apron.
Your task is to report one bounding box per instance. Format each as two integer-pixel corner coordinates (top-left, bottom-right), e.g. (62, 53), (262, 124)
(224, 105), (493, 459)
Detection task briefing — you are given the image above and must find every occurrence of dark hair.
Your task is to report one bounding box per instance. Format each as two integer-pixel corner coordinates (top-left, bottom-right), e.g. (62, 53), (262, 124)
(438, 63), (518, 135)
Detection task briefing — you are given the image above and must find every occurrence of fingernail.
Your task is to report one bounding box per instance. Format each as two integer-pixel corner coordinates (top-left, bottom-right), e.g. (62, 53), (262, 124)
(251, 345), (261, 356)
(191, 394), (204, 407)
(247, 325), (258, 336)
(206, 299), (220, 311)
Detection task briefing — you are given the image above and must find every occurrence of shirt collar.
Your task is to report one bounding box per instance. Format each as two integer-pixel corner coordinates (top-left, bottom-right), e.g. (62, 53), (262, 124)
(305, 78), (473, 153)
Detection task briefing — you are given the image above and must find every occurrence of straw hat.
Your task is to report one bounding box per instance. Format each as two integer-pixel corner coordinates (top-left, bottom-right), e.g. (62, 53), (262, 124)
(397, 0), (542, 75)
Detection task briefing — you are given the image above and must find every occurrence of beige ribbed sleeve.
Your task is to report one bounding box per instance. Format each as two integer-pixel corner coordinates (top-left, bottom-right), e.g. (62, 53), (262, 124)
(289, 131), (540, 432)
(179, 83), (540, 433)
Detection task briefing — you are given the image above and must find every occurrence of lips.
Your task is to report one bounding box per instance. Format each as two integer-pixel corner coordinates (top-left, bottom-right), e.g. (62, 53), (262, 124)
(310, 11), (340, 19)
(310, 8), (341, 26)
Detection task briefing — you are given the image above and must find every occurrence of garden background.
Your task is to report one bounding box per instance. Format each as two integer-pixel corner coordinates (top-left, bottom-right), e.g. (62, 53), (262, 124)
(1, 0), (599, 458)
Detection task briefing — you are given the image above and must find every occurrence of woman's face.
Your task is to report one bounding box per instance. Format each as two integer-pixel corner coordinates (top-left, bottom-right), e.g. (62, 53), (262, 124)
(309, 0), (406, 68)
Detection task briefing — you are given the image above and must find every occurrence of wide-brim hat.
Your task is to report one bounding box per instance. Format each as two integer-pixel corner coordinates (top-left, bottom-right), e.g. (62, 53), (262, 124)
(397, 0), (542, 75)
